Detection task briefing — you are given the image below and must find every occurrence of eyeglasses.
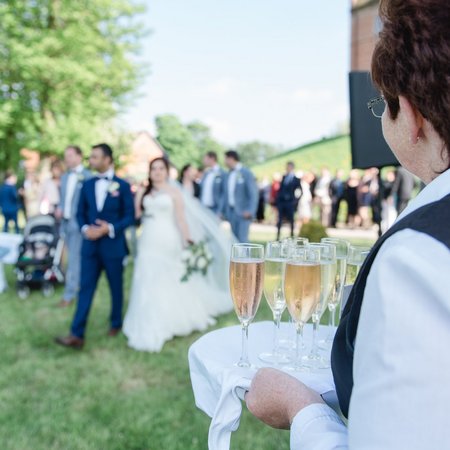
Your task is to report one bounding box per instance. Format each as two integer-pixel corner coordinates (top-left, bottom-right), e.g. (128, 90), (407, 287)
(367, 96), (385, 118)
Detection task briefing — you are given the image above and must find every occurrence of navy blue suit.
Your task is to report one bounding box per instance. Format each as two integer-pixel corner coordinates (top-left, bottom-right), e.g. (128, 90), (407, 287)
(276, 174), (301, 239)
(0, 183), (20, 233)
(71, 175), (135, 338)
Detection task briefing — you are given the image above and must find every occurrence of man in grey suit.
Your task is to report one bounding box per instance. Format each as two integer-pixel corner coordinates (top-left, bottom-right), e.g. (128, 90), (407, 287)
(200, 151), (225, 215)
(222, 150), (258, 242)
(56, 145), (91, 307)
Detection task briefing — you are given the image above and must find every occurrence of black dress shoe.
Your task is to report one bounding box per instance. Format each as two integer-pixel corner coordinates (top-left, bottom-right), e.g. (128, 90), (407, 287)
(108, 328), (121, 337)
(54, 335), (85, 349)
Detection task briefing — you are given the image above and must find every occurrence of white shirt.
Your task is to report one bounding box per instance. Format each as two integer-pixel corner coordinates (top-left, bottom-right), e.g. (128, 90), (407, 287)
(201, 165), (220, 207)
(63, 164), (84, 219)
(291, 168), (450, 450)
(95, 168), (114, 212)
(227, 163), (242, 208)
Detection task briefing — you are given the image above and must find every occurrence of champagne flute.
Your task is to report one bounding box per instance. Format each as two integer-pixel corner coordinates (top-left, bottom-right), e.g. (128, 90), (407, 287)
(346, 245), (371, 285)
(284, 245), (321, 371)
(278, 237), (308, 351)
(306, 243), (337, 369)
(259, 241), (289, 364)
(229, 243), (265, 368)
(320, 238), (350, 347)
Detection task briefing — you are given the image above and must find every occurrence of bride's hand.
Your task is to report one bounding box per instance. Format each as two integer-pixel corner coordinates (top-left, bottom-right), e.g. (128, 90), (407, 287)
(185, 239), (194, 247)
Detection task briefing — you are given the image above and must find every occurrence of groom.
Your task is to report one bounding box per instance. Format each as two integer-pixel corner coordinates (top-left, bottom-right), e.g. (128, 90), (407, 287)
(55, 143), (135, 349)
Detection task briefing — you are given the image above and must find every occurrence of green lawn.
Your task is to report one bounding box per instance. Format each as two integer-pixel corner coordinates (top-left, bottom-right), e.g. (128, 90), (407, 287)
(0, 229), (375, 450)
(252, 135), (351, 180)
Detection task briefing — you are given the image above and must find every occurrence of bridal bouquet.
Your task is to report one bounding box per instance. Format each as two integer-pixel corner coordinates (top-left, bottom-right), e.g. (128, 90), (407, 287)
(181, 239), (213, 282)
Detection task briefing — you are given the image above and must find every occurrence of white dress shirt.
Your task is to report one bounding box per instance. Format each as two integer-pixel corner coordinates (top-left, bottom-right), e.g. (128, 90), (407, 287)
(290, 168), (450, 449)
(227, 163), (242, 208)
(95, 168), (114, 212)
(63, 164), (84, 219)
(201, 165), (220, 207)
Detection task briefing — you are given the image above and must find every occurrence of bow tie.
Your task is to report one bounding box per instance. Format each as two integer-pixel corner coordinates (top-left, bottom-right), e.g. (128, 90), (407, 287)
(95, 175), (111, 181)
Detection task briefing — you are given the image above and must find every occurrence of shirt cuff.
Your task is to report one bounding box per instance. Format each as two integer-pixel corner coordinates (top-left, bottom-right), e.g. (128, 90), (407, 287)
(290, 403), (347, 449)
(107, 224), (115, 239)
(81, 225), (89, 237)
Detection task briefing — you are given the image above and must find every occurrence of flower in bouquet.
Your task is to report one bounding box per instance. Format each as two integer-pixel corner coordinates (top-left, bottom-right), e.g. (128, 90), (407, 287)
(181, 239), (214, 282)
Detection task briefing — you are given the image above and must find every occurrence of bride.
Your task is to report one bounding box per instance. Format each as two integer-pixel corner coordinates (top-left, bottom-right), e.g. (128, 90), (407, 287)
(123, 157), (234, 352)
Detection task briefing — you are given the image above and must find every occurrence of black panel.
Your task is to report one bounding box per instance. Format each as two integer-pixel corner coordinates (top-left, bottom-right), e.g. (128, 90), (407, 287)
(349, 71), (399, 169)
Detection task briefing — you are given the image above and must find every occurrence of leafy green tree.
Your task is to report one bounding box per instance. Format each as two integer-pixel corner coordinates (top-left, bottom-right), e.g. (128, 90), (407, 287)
(155, 115), (225, 169)
(236, 140), (282, 166)
(186, 121), (225, 164)
(0, 0), (147, 170)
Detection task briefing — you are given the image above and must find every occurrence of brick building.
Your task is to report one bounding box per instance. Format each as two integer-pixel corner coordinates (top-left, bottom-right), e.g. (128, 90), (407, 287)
(351, 0), (380, 71)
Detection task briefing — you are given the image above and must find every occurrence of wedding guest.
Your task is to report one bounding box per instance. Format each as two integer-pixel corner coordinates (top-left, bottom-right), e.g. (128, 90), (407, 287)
(40, 160), (63, 216)
(392, 166), (416, 214)
(55, 143), (135, 349)
(179, 163), (200, 198)
(222, 150), (258, 242)
(22, 172), (41, 218)
(297, 171), (314, 233)
(55, 146), (91, 308)
(0, 171), (20, 234)
(381, 169), (397, 233)
(314, 167), (332, 227)
(246, 1), (450, 448)
(275, 161), (301, 240)
(344, 170), (361, 228)
(200, 151), (225, 215)
(329, 169), (345, 227)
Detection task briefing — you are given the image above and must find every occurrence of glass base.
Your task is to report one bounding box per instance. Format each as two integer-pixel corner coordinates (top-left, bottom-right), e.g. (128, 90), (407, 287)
(258, 351), (291, 365)
(234, 361), (259, 369)
(303, 354), (330, 370)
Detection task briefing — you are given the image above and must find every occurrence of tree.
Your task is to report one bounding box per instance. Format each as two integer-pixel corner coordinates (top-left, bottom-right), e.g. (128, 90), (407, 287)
(155, 115), (225, 169)
(235, 141), (282, 166)
(0, 0), (147, 170)
(186, 121), (225, 163)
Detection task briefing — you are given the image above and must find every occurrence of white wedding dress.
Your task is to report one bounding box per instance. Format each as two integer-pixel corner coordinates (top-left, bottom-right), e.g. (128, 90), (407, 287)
(123, 190), (234, 352)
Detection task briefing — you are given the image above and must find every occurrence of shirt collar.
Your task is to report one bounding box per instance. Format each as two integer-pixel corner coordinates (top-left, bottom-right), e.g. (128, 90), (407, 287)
(97, 167), (114, 180)
(233, 163), (242, 172)
(397, 168), (450, 221)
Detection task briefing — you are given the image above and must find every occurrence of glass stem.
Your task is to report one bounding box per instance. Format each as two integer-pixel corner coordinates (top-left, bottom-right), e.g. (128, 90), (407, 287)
(273, 311), (281, 354)
(311, 318), (319, 358)
(326, 305), (336, 343)
(295, 323), (304, 370)
(239, 323), (250, 367)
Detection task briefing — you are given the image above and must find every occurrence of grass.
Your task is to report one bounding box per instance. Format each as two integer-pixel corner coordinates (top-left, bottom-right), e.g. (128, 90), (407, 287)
(0, 229), (376, 450)
(251, 135), (351, 180)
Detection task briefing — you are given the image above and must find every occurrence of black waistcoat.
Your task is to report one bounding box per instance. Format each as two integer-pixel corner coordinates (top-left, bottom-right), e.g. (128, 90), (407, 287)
(331, 193), (450, 418)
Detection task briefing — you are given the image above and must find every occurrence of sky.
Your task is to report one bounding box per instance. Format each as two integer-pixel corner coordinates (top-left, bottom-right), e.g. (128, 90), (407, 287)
(123, 0), (351, 150)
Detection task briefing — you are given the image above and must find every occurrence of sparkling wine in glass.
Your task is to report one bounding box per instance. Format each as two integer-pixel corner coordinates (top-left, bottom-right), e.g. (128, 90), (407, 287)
(284, 245), (321, 371)
(346, 245), (371, 285)
(259, 241), (289, 365)
(320, 238), (350, 346)
(306, 243), (337, 369)
(278, 237), (309, 351)
(229, 243), (264, 368)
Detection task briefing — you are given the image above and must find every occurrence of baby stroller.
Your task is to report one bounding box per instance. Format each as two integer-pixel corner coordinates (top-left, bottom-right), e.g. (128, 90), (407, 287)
(15, 215), (64, 299)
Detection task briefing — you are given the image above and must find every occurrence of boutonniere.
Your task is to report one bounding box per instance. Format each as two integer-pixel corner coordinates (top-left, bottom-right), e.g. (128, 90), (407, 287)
(214, 176), (222, 183)
(108, 181), (120, 195)
(236, 173), (244, 183)
(77, 174), (85, 183)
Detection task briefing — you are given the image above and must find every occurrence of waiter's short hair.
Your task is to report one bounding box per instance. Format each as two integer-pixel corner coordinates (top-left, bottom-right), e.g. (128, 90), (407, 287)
(92, 143), (113, 162)
(225, 150), (240, 162)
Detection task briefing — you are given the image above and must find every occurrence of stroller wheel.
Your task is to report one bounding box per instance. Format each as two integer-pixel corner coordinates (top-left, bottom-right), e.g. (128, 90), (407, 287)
(42, 283), (55, 298)
(17, 286), (30, 300)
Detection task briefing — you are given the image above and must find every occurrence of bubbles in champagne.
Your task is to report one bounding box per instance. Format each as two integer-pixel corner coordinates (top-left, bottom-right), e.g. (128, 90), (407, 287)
(284, 262), (321, 325)
(229, 260), (264, 325)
